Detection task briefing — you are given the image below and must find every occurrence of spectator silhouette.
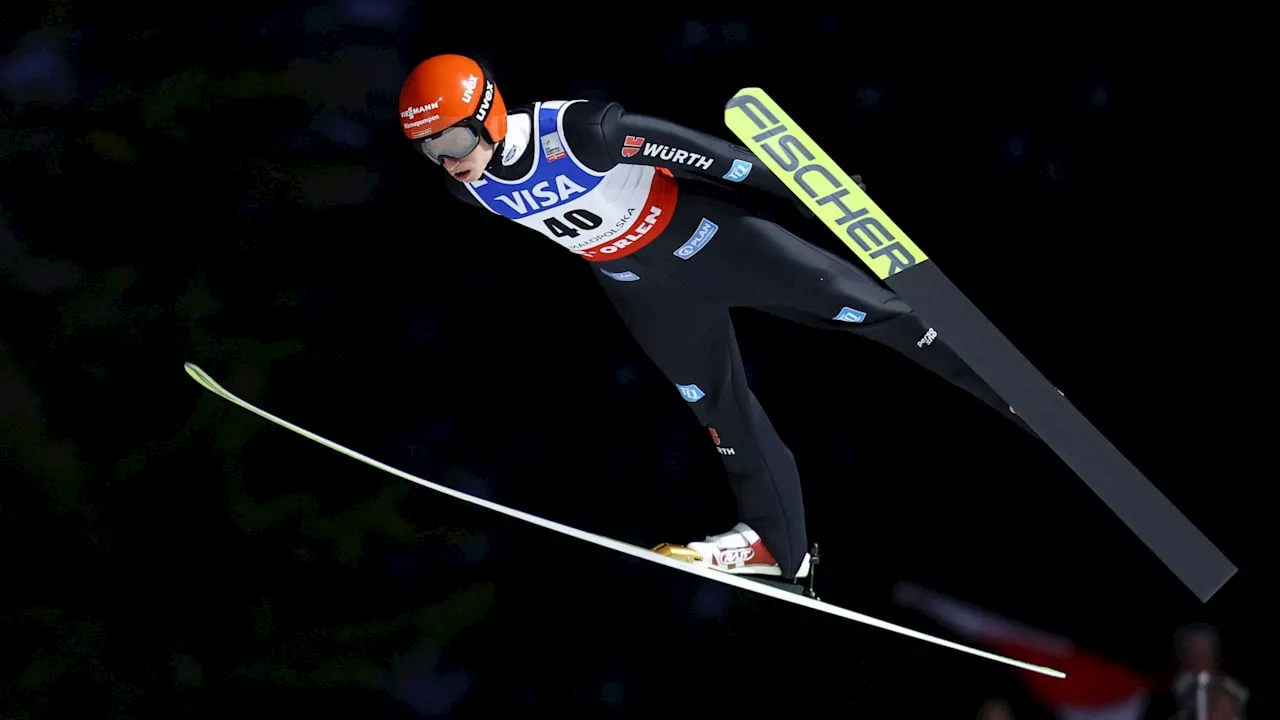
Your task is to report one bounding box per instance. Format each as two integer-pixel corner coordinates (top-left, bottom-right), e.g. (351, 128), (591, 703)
(1167, 624), (1248, 720)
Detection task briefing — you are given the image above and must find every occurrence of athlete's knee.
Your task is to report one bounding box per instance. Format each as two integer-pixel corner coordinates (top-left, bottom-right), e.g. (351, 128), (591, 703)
(673, 377), (747, 430)
(672, 381), (755, 454)
(819, 267), (911, 319)
(826, 295), (911, 327)
(671, 378), (730, 423)
(673, 378), (712, 404)
(826, 297), (919, 336)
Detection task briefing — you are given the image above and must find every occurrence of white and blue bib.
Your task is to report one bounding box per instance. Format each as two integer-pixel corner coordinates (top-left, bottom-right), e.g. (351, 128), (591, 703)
(464, 100), (677, 260)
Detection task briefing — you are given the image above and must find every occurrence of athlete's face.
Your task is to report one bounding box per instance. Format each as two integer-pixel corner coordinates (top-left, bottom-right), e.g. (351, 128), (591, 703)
(441, 138), (494, 183)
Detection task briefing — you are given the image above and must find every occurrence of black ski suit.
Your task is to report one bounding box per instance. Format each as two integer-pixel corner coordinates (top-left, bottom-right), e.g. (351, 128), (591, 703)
(445, 99), (1026, 578)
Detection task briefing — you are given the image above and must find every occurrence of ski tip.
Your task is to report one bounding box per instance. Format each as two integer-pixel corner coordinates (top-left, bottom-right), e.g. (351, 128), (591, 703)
(725, 87), (767, 108)
(183, 362), (220, 393)
(1034, 665), (1067, 679)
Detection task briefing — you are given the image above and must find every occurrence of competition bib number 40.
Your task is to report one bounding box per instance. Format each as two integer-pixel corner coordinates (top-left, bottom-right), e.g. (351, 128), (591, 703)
(542, 209), (603, 238)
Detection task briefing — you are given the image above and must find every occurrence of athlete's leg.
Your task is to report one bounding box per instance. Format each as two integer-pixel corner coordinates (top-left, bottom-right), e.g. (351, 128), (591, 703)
(721, 215), (1034, 434)
(591, 263), (809, 578)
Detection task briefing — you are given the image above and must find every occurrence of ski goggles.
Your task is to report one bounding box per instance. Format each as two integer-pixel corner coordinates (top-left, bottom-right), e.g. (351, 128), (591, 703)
(418, 124), (480, 164)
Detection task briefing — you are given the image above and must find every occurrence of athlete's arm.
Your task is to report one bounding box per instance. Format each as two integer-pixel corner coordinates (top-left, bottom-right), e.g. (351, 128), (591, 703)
(560, 100), (854, 201)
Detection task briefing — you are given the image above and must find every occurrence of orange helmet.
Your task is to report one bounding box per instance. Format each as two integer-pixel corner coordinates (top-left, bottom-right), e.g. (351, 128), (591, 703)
(399, 54), (508, 164)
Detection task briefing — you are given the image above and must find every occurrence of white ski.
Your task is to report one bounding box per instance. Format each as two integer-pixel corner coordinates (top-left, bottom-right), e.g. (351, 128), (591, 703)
(183, 361), (1065, 679)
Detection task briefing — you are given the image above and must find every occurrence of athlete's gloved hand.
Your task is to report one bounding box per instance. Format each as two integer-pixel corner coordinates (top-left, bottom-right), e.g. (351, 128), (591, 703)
(790, 175), (866, 219)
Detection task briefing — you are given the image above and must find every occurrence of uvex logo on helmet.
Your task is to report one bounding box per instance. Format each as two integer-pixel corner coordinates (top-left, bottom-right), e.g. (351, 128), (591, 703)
(460, 74), (478, 103)
(475, 80), (494, 122)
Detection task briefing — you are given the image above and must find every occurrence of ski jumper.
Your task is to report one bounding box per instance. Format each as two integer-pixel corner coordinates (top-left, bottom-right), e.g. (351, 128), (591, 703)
(445, 100), (1028, 579)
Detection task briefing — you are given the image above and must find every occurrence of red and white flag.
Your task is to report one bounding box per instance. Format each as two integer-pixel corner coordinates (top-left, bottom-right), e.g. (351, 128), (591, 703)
(892, 583), (1152, 720)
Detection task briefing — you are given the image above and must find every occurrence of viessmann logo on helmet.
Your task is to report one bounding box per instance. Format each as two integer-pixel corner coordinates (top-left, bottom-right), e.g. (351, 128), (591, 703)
(400, 97), (442, 119)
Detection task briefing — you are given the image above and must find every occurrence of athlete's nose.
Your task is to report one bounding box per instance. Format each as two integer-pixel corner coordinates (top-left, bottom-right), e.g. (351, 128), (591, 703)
(441, 156), (460, 171)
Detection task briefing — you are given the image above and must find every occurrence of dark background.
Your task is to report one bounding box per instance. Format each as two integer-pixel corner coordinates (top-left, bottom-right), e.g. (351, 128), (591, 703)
(1, 3), (1271, 717)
